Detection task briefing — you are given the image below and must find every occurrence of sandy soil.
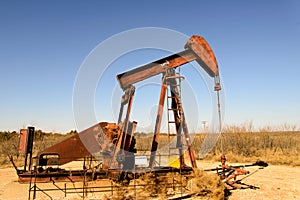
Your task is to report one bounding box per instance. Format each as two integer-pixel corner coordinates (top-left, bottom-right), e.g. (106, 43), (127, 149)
(197, 161), (300, 200)
(1, 162), (300, 200)
(228, 164), (300, 200)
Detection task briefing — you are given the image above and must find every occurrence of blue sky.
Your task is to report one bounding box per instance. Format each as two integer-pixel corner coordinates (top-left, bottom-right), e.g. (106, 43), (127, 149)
(0, 1), (299, 133)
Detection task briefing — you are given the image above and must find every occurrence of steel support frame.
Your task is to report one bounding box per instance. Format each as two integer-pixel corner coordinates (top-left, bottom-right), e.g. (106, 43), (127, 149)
(113, 85), (135, 169)
(167, 69), (197, 168)
(149, 75), (168, 168)
(149, 70), (197, 168)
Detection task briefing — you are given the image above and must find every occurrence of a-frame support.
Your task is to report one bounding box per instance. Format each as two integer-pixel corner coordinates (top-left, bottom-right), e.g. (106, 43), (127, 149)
(149, 69), (197, 169)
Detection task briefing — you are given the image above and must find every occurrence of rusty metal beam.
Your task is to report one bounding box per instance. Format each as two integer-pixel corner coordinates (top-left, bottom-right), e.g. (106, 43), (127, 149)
(118, 86), (135, 151)
(149, 76), (168, 168)
(118, 85), (135, 123)
(117, 35), (219, 90)
(117, 50), (195, 90)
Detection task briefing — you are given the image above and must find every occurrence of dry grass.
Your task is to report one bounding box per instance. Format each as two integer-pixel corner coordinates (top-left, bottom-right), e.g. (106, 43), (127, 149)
(187, 169), (225, 200)
(0, 130), (74, 167)
(101, 172), (184, 200)
(135, 124), (300, 166)
(135, 172), (191, 199)
(205, 131), (300, 166)
(102, 184), (134, 200)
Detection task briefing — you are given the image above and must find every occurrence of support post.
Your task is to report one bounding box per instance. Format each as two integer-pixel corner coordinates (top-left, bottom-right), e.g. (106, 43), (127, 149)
(120, 87), (135, 150)
(149, 76), (167, 168)
(33, 184), (36, 200)
(113, 85), (135, 170)
(24, 127), (35, 171)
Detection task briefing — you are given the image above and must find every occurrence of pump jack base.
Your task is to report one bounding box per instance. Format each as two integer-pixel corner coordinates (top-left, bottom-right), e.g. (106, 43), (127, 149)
(17, 165), (194, 183)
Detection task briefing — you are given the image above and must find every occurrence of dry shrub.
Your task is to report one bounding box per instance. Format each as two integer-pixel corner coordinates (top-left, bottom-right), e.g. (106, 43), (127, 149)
(102, 183), (134, 200)
(137, 173), (167, 199)
(134, 130), (300, 166)
(137, 171), (224, 199)
(191, 124), (300, 166)
(187, 169), (225, 200)
(0, 131), (74, 168)
(136, 172), (188, 199)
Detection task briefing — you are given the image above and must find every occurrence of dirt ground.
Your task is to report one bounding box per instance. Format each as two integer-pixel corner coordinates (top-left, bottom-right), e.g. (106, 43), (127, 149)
(199, 161), (300, 200)
(226, 165), (300, 200)
(0, 161), (300, 200)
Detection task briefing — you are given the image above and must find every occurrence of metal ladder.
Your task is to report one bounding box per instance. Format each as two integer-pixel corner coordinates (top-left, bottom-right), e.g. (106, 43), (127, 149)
(165, 67), (185, 167)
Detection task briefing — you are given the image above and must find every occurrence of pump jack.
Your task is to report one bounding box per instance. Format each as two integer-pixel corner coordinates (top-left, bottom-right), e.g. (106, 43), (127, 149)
(13, 35), (222, 183)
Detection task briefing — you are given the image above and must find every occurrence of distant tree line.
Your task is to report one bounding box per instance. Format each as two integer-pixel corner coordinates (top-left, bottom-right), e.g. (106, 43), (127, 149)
(0, 129), (77, 142)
